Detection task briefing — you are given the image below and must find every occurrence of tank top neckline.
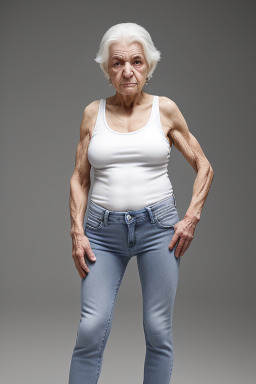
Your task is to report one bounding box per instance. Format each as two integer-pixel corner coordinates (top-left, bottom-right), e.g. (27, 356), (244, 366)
(103, 95), (156, 135)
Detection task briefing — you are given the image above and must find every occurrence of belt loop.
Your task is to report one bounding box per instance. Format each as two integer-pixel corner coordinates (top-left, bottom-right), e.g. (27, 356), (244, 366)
(103, 209), (109, 226)
(146, 207), (155, 223)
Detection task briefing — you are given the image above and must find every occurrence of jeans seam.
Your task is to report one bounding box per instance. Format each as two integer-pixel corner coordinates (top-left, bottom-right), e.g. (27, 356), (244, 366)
(154, 216), (180, 229)
(168, 333), (174, 383)
(95, 258), (130, 384)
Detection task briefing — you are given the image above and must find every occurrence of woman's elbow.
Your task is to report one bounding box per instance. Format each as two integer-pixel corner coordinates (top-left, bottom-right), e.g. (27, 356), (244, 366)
(198, 159), (214, 180)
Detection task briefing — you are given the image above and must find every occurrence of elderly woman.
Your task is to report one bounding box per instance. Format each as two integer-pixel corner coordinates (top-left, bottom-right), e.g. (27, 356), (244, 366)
(68, 23), (214, 384)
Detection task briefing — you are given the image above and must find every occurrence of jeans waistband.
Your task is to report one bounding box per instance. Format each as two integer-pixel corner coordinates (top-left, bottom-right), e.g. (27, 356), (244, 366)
(87, 194), (177, 226)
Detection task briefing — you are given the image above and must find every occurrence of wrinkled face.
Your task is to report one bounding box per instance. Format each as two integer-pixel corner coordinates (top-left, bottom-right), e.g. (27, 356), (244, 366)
(107, 41), (149, 95)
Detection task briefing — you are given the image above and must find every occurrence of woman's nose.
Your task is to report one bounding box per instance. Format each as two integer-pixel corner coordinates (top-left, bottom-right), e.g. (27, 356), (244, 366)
(122, 63), (133, 78)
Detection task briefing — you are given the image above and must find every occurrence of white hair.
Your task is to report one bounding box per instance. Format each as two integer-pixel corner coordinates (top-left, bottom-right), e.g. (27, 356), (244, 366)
(94, 22), (161, 81)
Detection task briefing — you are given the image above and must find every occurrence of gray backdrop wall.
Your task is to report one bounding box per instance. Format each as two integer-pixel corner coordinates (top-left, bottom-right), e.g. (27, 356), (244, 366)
(1, 0), (255, 383)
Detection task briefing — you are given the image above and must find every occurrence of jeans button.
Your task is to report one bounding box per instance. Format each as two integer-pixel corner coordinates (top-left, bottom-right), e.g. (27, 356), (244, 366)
(127, 214), (132, 220)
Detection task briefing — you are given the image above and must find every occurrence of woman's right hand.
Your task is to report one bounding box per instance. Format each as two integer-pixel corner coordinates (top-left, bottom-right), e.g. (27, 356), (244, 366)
(71, 232), (97, 279)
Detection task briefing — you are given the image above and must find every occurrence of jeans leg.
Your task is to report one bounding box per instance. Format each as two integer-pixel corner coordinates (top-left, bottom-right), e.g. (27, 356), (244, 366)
(136, 230), (180, 384)
(68, 249), (131, 384)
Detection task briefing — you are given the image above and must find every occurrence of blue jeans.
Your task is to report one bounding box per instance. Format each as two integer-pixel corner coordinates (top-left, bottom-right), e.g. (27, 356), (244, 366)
(69, 194), (181, 384)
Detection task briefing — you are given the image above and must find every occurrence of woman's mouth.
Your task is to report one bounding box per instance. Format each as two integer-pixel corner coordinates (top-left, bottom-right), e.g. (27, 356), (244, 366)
(121, 83), (137, 87)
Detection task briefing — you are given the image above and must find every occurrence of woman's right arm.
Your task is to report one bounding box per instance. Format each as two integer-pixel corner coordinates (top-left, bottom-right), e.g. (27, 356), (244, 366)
(69, 101), (99, 279)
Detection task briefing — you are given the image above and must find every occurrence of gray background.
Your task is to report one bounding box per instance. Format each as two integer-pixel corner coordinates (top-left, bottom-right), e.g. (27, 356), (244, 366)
(1, 0), (255, 383)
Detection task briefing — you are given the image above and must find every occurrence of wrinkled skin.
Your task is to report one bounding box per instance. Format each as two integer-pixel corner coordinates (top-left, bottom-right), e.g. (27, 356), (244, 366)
(69, 40), (214, 278)
(169, 218), (197, 258)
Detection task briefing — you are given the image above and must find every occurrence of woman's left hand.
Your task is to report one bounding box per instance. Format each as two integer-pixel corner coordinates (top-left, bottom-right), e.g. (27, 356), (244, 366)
(168, 217), (197, 258)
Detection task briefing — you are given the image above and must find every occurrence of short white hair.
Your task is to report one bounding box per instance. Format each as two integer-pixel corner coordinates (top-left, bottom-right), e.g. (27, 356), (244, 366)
(94, 22), (161, 81)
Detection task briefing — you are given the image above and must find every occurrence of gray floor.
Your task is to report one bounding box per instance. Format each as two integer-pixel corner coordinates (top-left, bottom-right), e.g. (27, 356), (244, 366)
(2, 295), (255, 383)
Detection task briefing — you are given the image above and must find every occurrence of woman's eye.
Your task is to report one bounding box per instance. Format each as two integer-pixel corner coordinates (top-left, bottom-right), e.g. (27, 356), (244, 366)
(114, 62), (120, 66)
(135, 60), (141, 64)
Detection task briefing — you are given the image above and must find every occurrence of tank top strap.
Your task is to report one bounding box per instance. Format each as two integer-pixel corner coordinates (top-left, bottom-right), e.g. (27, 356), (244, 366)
(151, 94), (158, 118)
(91, 98), (105, 137)
(142, 94), (157, 129)
(151, 95), (170, 145)
(152, 94), (161, 123)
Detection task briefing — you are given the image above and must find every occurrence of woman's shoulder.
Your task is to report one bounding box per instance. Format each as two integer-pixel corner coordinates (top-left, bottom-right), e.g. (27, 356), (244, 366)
(158, 96), (179, 121)
(80, 100), (101, 139)
(159, 96), (178, 134)
(158, 95), (177, 110)
(83, 99), (101, 119)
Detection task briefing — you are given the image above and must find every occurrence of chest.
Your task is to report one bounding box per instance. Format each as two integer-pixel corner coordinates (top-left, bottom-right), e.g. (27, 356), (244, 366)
(88, 127), (171, 169)
(105, 103), (152, 133)
(105, 104), (172, 147)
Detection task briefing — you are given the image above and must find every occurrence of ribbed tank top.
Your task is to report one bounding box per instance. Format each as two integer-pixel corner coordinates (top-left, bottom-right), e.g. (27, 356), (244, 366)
(87, 95), (174, 211)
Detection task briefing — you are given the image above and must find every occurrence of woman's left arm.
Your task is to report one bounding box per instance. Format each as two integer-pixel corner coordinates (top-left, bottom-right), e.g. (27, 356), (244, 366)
(162, 97), (214, 257)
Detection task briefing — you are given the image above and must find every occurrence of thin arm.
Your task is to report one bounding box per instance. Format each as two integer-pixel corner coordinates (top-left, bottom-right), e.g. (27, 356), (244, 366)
(69, 104), (95, 237)
(167, 99), (214, 223)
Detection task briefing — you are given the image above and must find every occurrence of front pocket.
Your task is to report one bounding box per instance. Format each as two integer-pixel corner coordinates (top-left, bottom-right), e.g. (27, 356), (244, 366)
(86, 211), (104, 229)
(154, 206), (179, 229)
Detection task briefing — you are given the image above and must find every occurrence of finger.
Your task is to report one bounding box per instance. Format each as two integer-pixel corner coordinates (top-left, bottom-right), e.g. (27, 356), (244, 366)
(169, 233), (179, 250)
(75, 259), (87, 278)
(180, 238), (191, 257)
(77, 254), (90, 273)
(78, 264), (86, 279)
(75, 259), (86, 279)
(175, 237), (186, 258)
(78, 269), (86, 279)
(73, 255), (88, 277)
(74, 245), (90, 271)
(84, 242), (97, 261)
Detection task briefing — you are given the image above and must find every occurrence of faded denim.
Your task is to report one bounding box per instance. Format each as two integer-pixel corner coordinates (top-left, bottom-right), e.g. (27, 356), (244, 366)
(69, 194), (181, 384)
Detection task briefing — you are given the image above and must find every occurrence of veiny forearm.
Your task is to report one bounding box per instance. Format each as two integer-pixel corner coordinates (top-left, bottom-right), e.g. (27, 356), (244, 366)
(184, 162), (214, 223)
(70, 172), (91, 237)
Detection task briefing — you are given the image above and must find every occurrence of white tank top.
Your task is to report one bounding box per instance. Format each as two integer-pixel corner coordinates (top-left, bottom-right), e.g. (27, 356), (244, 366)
(87, 95), (174, 211)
